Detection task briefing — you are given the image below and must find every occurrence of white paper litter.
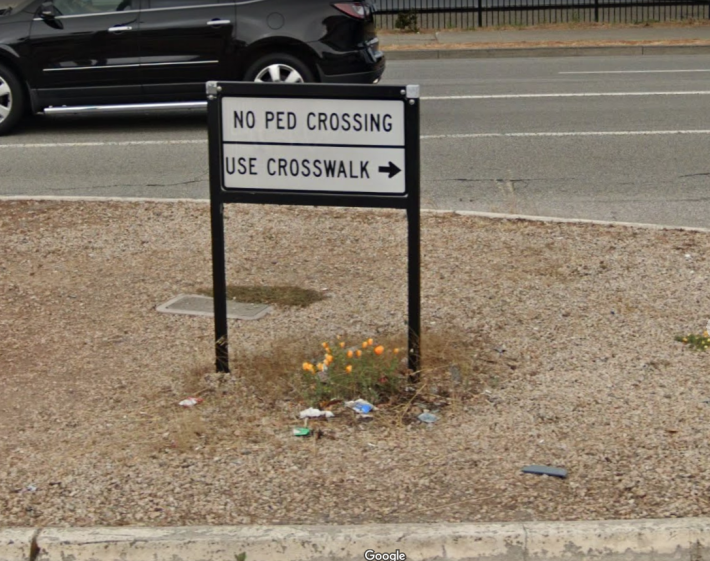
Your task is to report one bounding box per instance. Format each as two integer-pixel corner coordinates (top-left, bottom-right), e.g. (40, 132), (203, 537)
(299, 408), (334, 419)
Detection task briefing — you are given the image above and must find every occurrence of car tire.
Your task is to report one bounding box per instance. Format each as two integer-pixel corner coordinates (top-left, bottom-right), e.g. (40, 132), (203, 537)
(244, 53), (315, 84)
(0, 64), (25, 136)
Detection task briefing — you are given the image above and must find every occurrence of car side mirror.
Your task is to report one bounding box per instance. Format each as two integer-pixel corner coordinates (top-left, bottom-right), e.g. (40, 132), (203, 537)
(39, 1), (56, 19)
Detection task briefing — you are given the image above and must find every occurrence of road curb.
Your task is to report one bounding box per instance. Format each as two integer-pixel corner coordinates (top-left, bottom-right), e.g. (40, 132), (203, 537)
(2, 195), (710, 234)
(0, 519), (706, 560)
(435, 208), (710, 234)
(0, 528), (37, 561)
(384, 44), (710, 60)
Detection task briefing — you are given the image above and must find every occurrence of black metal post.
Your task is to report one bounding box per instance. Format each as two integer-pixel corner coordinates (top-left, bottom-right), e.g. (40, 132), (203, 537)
(210, 201), (230, 373)
(405, 90), (421, 375)
(594, 0), (599, 22)
(407, 206), (421, 374)
(207, 86), (230, 373)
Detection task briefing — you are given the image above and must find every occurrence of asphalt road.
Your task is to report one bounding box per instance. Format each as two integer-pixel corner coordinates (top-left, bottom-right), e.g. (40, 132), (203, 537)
(389, 54), (710, 228)
(3, 53), (710, 228)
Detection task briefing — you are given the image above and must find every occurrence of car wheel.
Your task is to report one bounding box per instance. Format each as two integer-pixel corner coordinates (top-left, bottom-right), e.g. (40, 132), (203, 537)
(0, 64), (24, 136)
(244, 54), (315, 84)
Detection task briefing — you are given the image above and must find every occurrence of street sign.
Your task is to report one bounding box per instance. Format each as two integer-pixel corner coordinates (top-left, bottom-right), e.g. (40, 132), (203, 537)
(207, 82), (421, 374)
(220, 96), (406, 194)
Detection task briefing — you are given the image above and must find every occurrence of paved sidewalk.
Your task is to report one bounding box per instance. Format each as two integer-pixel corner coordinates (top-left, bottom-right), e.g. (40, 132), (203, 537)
(380, 23), (710, 58)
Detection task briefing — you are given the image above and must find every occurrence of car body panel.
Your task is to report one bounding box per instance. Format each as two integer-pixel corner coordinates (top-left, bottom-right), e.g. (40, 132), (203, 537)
(140, 0), (237, 96)
(0, 7), (35, 85)
(0, 0), (385, 128)
(28, 1), (141, 93)
(236, 0), (382, 80)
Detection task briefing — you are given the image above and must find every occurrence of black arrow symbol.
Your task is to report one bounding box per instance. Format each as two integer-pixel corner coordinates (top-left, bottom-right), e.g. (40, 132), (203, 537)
(378, 162), (401, 178)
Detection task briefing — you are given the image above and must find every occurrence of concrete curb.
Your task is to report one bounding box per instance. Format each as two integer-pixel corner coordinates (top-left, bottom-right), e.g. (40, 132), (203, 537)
(1, 519), (709, 560)
(431, 208), (710, 234)
(384, 44), (710, 60)
(0, 528), (37, 561)
(3, 195), (710, 234)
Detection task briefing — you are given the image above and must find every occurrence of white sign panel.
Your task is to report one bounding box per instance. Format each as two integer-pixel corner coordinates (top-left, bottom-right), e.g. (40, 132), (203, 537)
(223, 144), (405, 193)
(220, 96), (406, 194)
(222, 97), (405, 146)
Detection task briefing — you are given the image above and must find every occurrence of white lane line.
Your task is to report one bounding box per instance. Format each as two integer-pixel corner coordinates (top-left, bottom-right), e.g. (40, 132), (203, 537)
(0, 139), (206, 148)
(422, 129), (710, 139)
(560, 70), (710, 74)
(422, 90), (710, 100)
(4, 129), (710, 149)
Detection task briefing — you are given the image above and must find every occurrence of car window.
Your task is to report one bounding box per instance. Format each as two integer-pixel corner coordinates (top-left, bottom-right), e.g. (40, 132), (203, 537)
(53, 0), (135, 15)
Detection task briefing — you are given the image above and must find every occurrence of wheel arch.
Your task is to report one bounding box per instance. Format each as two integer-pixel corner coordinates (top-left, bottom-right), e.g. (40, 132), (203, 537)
(238, 39), (321, 82)
(0, 48), (35, 114)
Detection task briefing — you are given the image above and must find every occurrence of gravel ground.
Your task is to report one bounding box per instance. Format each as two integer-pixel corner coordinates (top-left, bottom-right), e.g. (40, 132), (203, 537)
(2, 199), (710, 527)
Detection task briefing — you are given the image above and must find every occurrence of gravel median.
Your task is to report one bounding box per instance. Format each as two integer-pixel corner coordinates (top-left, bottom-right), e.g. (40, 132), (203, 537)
(1, 199), (709, 526)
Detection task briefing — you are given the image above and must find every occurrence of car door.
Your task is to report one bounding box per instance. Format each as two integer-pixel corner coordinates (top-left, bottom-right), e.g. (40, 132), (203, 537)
(29, 0), (141, 101)
(139, 0), (236, 99)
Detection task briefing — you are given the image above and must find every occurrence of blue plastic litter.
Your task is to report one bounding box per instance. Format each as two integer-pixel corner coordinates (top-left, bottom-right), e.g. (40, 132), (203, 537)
(353, 403), (373, 414)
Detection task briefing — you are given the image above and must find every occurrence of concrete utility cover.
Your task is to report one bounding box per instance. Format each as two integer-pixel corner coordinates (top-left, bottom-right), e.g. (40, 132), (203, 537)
(156, 294), (271, 320)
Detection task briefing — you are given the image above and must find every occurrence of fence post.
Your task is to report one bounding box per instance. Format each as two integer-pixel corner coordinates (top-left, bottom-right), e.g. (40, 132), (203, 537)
(477, 0), (483, 28)
(594, 0), (600, 22)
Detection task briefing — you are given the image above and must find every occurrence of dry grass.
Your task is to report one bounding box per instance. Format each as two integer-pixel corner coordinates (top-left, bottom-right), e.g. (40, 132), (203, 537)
(168, 408), (208, 452)
(420, 329), (499, 394)
(378, 17), (710, 35)
(198, 285), (327, 308)
(380, 18), (710, 51)
(161, 327), (512, 451)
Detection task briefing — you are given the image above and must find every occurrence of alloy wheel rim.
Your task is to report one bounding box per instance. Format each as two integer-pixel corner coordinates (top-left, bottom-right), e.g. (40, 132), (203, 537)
(0, 76), (11, 124)
(254, 63), (304, 83)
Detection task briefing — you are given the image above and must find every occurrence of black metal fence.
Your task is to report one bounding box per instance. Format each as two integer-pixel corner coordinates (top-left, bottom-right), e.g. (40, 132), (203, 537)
(374, 0), (710, 29)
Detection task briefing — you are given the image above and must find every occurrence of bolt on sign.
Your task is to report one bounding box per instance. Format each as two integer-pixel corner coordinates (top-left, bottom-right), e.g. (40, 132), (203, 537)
(206, 81), (421, 374)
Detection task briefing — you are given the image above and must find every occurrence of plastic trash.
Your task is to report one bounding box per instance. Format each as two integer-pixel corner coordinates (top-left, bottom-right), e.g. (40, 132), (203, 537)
(521, 465), (568, 479)
(417, 412), (438, 424)
(178, 397), (203, 407)
(345, 399), (375, 414)
(353, 403), (373, 414)
(299, 407), (334, 419)
(292, 427), (311, 437)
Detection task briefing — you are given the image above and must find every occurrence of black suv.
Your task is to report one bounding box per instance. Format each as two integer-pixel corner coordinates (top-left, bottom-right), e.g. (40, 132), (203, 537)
(0, 0), (384, 134)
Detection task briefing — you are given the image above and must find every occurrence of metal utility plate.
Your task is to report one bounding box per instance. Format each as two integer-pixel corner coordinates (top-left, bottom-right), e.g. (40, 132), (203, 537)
(156, 294), (270, 321)
(521, 465), (568, 479)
